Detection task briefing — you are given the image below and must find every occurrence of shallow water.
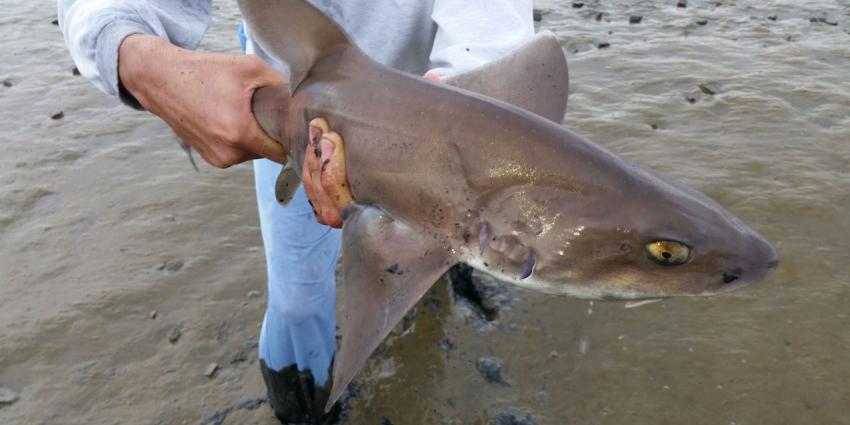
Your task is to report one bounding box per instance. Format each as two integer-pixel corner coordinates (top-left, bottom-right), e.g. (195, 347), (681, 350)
(1, 1), (848, 424)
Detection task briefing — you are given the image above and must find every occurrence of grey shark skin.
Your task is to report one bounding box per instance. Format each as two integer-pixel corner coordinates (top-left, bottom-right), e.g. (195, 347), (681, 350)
(241, 0), (779, 410)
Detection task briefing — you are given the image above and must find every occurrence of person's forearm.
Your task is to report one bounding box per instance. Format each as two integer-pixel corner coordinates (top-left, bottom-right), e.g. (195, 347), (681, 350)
(117, 34), (187, 111)
(58, 0), (212, 108)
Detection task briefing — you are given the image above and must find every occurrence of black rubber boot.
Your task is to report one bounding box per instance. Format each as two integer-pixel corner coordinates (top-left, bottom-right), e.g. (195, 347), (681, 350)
(259, 359), (342, 425)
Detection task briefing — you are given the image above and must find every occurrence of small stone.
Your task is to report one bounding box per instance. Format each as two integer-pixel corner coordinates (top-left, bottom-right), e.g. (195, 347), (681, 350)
(650, 123), (659, 130)
(380, 417), (395, 425)
(547, 350), (559, 360)
(698, 83), (718, 95)
(439, 338), (455, 351)
(477, 357), (509, 385)
(597, 42), (611, 49)
(0, 387), (17, 405)
(246, 290), (262, 299)
(492, 411), (537, 425)
(2, 79), (11, 88)
(149, 310), (158, 320)
(696, 19), (708, 25)
(51, 111), (64, 120)
(230, 351), (248, 364)
(167, 327), (182, 344)
(595, 12), (604, 22)
(533, 9), (542, 22)
(157, 260), (183, 272)
(810, 17), (837, 26)
(72, 67), (80, 76)
(677, 0), (687, 8)
(203, 362), (218, 378)
(51, 18), (58, 25)
(629, 15), (643, 24)
(572, 2), (584, 9)
(767, 14), (777, 21)
(685, 93), (699, 104)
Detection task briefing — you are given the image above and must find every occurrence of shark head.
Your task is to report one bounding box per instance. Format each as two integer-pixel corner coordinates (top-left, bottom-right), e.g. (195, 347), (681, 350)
(495, 162), (779, 301)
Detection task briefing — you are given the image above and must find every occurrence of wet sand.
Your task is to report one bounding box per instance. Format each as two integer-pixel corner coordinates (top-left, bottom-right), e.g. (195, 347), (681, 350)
(1, 1), (849, 424)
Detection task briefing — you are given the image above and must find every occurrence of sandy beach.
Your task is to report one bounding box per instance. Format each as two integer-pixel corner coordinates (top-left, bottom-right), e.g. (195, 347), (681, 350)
(1, 1), (849, 424)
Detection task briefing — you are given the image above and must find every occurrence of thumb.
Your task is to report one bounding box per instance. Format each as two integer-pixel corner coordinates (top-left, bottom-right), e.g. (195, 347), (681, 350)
(244, 54), (287, 88)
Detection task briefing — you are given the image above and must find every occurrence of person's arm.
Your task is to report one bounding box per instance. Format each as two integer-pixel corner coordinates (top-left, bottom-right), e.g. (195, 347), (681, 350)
(58, 0), (286, 167)
(427, 0), (534, 78)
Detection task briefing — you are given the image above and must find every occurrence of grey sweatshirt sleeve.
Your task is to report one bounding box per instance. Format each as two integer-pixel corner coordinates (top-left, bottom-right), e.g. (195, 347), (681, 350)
(58, 0), (213, 108)
(428, 0), (534, 76)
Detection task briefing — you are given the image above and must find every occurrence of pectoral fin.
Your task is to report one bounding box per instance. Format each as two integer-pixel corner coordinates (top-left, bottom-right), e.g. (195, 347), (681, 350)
(443, 31), (569, 123)
(274, 163), (301, 206)
(326, 204), (456, 411)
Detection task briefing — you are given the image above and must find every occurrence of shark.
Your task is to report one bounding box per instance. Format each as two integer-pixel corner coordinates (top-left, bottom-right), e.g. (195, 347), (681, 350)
(240, 0), (779, 411)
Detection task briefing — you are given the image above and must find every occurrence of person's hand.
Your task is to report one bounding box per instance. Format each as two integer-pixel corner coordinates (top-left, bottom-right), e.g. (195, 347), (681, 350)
(118, 34), (286, 168)
(302, 118), (353, 228)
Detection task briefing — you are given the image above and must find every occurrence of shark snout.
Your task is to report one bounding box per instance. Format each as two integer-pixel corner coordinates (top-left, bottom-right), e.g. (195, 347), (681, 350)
(722, 232), (779, 291)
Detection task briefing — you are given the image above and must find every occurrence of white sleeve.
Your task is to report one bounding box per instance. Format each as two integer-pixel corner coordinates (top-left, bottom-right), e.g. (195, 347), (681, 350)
(428, 0), (534, 77)
(57, 0), (212, 108)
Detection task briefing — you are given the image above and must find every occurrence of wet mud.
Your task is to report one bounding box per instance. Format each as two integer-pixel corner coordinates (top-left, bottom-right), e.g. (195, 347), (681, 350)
(1, 1), (849, 424)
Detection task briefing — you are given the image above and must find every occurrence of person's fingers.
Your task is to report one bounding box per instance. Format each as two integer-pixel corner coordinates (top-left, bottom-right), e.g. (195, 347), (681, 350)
(244, 54), (288, 88)
(237, 88), (287, 164)
(237, 55), (289, 164)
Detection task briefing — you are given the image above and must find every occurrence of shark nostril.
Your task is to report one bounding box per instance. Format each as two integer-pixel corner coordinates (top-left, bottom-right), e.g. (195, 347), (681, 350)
(722, 272), (739, 284)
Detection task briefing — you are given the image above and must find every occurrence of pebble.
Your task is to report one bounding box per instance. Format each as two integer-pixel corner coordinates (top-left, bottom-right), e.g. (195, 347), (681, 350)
(380, 417), (395, 425)
(72, 67), (80, 76)
(246, 290), (262, 299)
(677, 0), (687, 8)
(547, 350), (558, 360)
(532, 9), (543, 22)
(51, 111), (64, 120)
(157, 260), (183, 272)
(696, 19), (708, 26)
(51, 18), (58, 25)
(699, 83), (719, 95)
(477, 357), (509, 385)
(149, 310), (158, 320)
(230, 350), (247, 364)
(167, 326), (182, 344)
(597, 42), (611, 49)
(629, 15), (643, 24)
(810, 17), (838, 26)
(572, 2), (584, 9)
(767, 15), (777, 21)
(685, 93), (699, 104)
(203, 362), (218, 378)
(439, 338), (455, 352)
(492, 411), (537, 425)
(2, 79), (11, 87)
(0, 387), (17, 405)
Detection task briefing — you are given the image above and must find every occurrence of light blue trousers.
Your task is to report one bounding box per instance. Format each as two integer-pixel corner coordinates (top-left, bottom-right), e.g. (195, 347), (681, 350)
(254, 158), (341, 385)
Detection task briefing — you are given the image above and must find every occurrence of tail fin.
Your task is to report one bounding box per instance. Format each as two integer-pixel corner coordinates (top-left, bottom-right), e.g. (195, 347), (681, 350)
(238, 0), (354, 90)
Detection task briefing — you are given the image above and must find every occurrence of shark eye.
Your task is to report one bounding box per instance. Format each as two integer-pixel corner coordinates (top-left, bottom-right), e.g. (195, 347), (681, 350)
(645, 241), (691, 266)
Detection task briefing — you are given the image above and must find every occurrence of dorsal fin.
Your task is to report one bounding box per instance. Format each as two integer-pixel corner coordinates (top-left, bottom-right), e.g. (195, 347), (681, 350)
(443, 31), (569, 123)
(327, 204), (456, 411)
(238, 0), (355, 91)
